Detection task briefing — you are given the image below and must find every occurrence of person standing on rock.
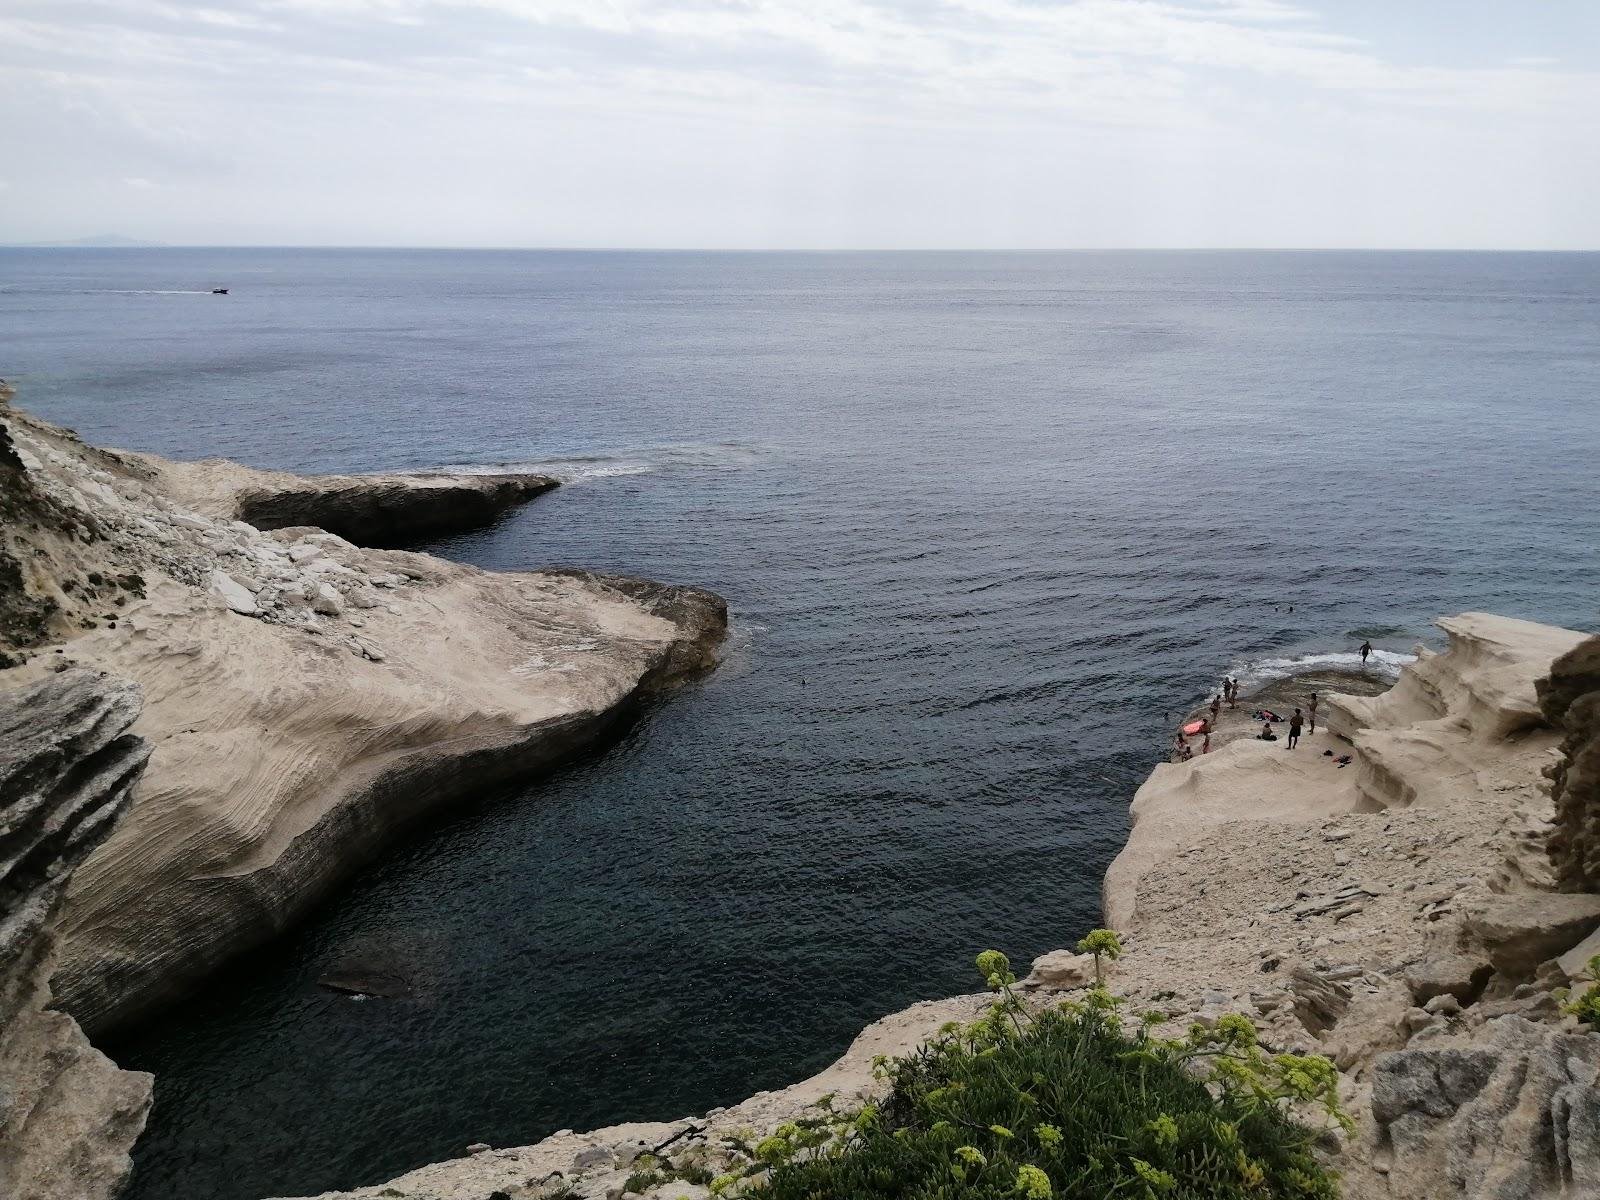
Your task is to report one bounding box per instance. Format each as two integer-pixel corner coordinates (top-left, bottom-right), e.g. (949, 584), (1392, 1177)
(1210, 693), (1222, 725)
(1226, 678), (1238, 707)
(1359, 640), (1373, 666)
(1308, 692), (1319, 733)
(1287, 707), (1304, 749)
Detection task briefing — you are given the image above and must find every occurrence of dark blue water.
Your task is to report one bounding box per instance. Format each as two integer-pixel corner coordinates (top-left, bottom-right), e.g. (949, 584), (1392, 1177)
(3, 249), (1597, 1200)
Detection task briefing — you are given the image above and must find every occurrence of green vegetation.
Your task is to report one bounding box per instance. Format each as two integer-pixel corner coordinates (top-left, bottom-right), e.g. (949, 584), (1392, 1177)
(1559, 954), (1600, 1026)
(614, 942), (1347, 1199)
(1075, 929), (1124, 988)
(741, 948), (1345, 1200)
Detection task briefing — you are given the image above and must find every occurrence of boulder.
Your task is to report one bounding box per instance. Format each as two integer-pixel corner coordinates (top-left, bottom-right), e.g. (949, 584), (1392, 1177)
(1017, 950), (1098, 991)
(1322, 980), (1412, 1071)
(310, 582), (344, 616)
(1372, 1046), (1498, 1125)
(210, 569), (259, 615)
(1557, 926), (1600, 983)
(572, 1145), (614, 1171)
(1288, 964), (1352, 1035)
(1404, 954), (1493, 1007)
(1463, 893), (1600, 979)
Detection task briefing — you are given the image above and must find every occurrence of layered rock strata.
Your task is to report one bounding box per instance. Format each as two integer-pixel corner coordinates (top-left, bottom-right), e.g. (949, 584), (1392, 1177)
(292, 613), (1600, 1200)
(1539, 633), (1600, 892)
(0, 670), (154, 1200)
(0, 391), (726, 1034)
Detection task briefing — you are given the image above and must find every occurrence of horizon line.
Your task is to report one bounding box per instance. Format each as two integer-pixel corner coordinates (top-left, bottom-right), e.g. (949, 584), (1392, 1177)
(4, 242), (1599, 255)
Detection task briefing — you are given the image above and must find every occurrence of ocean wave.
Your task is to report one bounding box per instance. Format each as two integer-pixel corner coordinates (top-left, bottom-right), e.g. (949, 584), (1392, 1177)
(1227, 648), (1417, 692)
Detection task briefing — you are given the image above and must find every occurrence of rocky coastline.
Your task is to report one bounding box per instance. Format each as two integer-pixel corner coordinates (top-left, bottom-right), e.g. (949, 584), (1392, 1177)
(4, 386), (1598, 1200)
(0, 390), (727, 1040)
(289, 613), (1600, 1200)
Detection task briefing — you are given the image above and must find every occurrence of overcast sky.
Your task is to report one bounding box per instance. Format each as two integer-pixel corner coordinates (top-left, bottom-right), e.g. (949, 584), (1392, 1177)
(2, 0), (1597, 248)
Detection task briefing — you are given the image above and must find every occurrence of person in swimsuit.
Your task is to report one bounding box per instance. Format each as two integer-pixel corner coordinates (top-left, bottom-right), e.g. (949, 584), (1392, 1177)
(1288, 707), (1304, 749)
(1308, 692), (1319, 733)
(1210, 694), (1222, 725)
(1360, 640), (1373, 665)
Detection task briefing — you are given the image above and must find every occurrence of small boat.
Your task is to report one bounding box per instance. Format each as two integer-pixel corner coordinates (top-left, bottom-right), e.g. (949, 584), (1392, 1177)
(211, 288), (229, 295)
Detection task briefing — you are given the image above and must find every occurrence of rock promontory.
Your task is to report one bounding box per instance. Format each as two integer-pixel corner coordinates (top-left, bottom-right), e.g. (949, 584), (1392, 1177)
(0, 389), (727, 1034)
(0, 669), (154, 1200)
(142, 453), (558, 547)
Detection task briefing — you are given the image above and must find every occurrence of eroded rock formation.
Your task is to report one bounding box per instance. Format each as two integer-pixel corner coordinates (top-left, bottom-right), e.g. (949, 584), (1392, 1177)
(0, 392), (726, 1034)
(0, 670), (153, 1200)
(1371, 1017), (1600, 1198)
(1540, 633), (1600, 892)
(150, 454), (558, 547)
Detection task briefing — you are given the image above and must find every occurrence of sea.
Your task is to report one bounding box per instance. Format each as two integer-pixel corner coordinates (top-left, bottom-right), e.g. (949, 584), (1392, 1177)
(1, 248), (1596, 1200)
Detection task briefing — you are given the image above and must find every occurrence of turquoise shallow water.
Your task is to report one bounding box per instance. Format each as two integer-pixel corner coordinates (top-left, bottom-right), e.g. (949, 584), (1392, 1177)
(2, 249), (1597, 1199)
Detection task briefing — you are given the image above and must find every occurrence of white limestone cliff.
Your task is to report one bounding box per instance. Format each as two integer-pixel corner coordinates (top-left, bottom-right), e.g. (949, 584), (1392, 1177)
(0, 392), (727, 1035)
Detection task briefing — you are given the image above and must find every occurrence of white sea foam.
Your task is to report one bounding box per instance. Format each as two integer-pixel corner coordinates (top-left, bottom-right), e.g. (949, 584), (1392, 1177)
(1224, 648), (1417, 695)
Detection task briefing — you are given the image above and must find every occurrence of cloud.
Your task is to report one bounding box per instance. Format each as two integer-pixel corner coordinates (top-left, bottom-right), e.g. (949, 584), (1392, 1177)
(0, 0), (1595, 246)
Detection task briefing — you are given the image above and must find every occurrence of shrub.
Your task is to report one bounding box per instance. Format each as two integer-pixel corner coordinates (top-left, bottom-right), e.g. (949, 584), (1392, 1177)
(753, 949), (1344, 1199)
(1075, 929), (1123, 988)
(1559, 954), (1600, 1026)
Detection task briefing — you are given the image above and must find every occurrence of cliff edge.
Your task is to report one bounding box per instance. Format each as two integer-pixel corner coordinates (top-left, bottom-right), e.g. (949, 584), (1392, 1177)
(0, 390), (727, 1034)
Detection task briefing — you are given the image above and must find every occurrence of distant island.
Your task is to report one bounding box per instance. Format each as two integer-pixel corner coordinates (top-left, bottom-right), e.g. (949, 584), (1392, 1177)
(9, 235), (168, 249)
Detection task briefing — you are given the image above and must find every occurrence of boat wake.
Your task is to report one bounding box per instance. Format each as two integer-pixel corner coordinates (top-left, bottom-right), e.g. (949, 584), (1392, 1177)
(431, 441), (764, 485)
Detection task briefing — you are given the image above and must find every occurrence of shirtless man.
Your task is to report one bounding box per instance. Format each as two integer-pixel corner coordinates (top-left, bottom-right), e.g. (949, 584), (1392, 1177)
(1308, 692), (1319, 733)
(1360, 640), (1373, 665)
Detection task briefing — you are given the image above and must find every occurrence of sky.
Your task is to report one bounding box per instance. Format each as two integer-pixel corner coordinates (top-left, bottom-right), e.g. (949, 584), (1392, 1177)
(1, 0), (1597, 249)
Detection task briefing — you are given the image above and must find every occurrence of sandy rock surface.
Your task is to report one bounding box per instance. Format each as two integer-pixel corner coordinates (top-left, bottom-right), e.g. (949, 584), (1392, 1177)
(0, 392), (727, 1034)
